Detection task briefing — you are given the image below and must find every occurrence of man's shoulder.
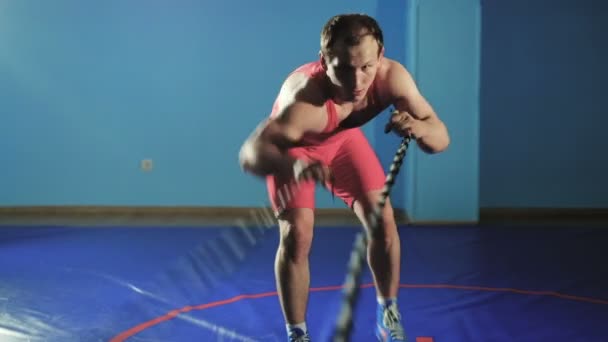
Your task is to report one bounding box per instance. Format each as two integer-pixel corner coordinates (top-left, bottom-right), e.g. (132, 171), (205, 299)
(279, 62), (327, 107)
(376, 58), (410, 82)
(290, 60), (324, 74)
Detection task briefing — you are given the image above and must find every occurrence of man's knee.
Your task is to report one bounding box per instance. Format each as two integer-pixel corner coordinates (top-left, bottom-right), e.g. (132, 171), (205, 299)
(278, 208), (315, 263)
(354, 191), (398, 240)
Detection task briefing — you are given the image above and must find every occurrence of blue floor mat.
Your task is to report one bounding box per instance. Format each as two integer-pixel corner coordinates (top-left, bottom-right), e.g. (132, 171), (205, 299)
(0, 224), (606, 341)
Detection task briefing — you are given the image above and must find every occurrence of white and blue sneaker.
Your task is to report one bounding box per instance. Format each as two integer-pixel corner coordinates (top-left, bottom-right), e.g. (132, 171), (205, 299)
(376, 302), (407, 341)
(288, 327), (311, 342)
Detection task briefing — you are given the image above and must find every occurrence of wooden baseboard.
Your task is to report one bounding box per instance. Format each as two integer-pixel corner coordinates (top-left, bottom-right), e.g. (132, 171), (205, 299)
(7, 206), (604, 226)
(0, 206), (409, 226)
(480, 207), (608, 224)
(0, 206), (273, 217)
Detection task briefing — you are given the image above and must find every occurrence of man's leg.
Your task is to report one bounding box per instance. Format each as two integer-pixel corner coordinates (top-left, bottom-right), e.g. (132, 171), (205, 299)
(267, 161), (316, 340)
(353, 195), (406, 341)
(275, 208), (315, 340)
(327, 129), (406, 341)
(352, 193), (401, 304)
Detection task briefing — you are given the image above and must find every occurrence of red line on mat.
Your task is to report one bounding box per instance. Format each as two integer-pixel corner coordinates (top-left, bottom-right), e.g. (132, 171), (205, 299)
(109, 291), (277, 342)
(416, 338), (435, 342)
(109, 283), (608, 341)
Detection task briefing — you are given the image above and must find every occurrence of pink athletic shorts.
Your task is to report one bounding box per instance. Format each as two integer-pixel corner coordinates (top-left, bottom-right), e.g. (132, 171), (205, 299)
(266, 127), (386, 216)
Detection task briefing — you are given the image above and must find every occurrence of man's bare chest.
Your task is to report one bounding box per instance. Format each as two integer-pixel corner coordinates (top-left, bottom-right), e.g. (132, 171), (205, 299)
(335, 95), (389, 129)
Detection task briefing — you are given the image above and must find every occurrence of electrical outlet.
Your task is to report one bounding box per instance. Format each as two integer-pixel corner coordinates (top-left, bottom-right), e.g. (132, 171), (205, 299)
(141, 159), (153, 172)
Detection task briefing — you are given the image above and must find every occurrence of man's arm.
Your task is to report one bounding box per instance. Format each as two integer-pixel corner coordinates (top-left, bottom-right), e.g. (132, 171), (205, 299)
(239, 75), (328, 179)
(239, 102), (326, 178)
(386, 61), (450, 153)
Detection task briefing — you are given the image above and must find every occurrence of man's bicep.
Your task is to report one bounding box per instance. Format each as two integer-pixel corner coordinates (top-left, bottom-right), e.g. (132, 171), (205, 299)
(263, 102), (326, 148)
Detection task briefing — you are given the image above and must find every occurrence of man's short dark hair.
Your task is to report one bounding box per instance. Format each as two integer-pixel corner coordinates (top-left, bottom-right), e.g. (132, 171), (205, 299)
(320, 13), (384, 57)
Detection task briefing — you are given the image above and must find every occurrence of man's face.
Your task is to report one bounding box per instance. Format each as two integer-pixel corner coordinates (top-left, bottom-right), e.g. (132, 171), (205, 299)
(323, 34), (382, 102)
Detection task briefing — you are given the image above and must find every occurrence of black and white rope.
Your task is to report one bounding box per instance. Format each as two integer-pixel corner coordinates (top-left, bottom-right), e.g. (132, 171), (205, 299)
(331, 135), (411, 342)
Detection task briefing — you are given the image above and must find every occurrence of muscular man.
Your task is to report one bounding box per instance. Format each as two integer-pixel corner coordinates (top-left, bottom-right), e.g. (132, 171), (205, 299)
(239, 13), (450, 342)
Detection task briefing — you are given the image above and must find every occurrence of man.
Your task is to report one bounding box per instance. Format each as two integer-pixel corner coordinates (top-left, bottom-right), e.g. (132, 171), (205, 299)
(239, 13), (449, 342)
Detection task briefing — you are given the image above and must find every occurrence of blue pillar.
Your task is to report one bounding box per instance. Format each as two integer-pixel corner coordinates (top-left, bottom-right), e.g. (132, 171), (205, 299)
(407, 0), (481, 223)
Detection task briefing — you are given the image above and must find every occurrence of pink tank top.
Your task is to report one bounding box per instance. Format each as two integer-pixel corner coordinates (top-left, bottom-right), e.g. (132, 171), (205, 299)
(269, 61), (338, 133)
(269, 60), (380, 146)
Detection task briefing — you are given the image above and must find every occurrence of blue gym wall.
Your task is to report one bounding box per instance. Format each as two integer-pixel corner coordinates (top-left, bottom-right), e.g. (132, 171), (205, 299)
(0, 0), (378, 208)
(0, 0), (479, 222)
(480, 0), (608, 209)
(3, 0), (603, 221)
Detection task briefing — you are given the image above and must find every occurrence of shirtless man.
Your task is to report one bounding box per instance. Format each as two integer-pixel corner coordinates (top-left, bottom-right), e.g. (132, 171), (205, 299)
(239, 13), (450, 342)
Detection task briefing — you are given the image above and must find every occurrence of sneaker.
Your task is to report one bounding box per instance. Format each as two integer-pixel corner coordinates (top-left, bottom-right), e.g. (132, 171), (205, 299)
(288, 327), (311, 342)
(376, 302), (407, 341)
